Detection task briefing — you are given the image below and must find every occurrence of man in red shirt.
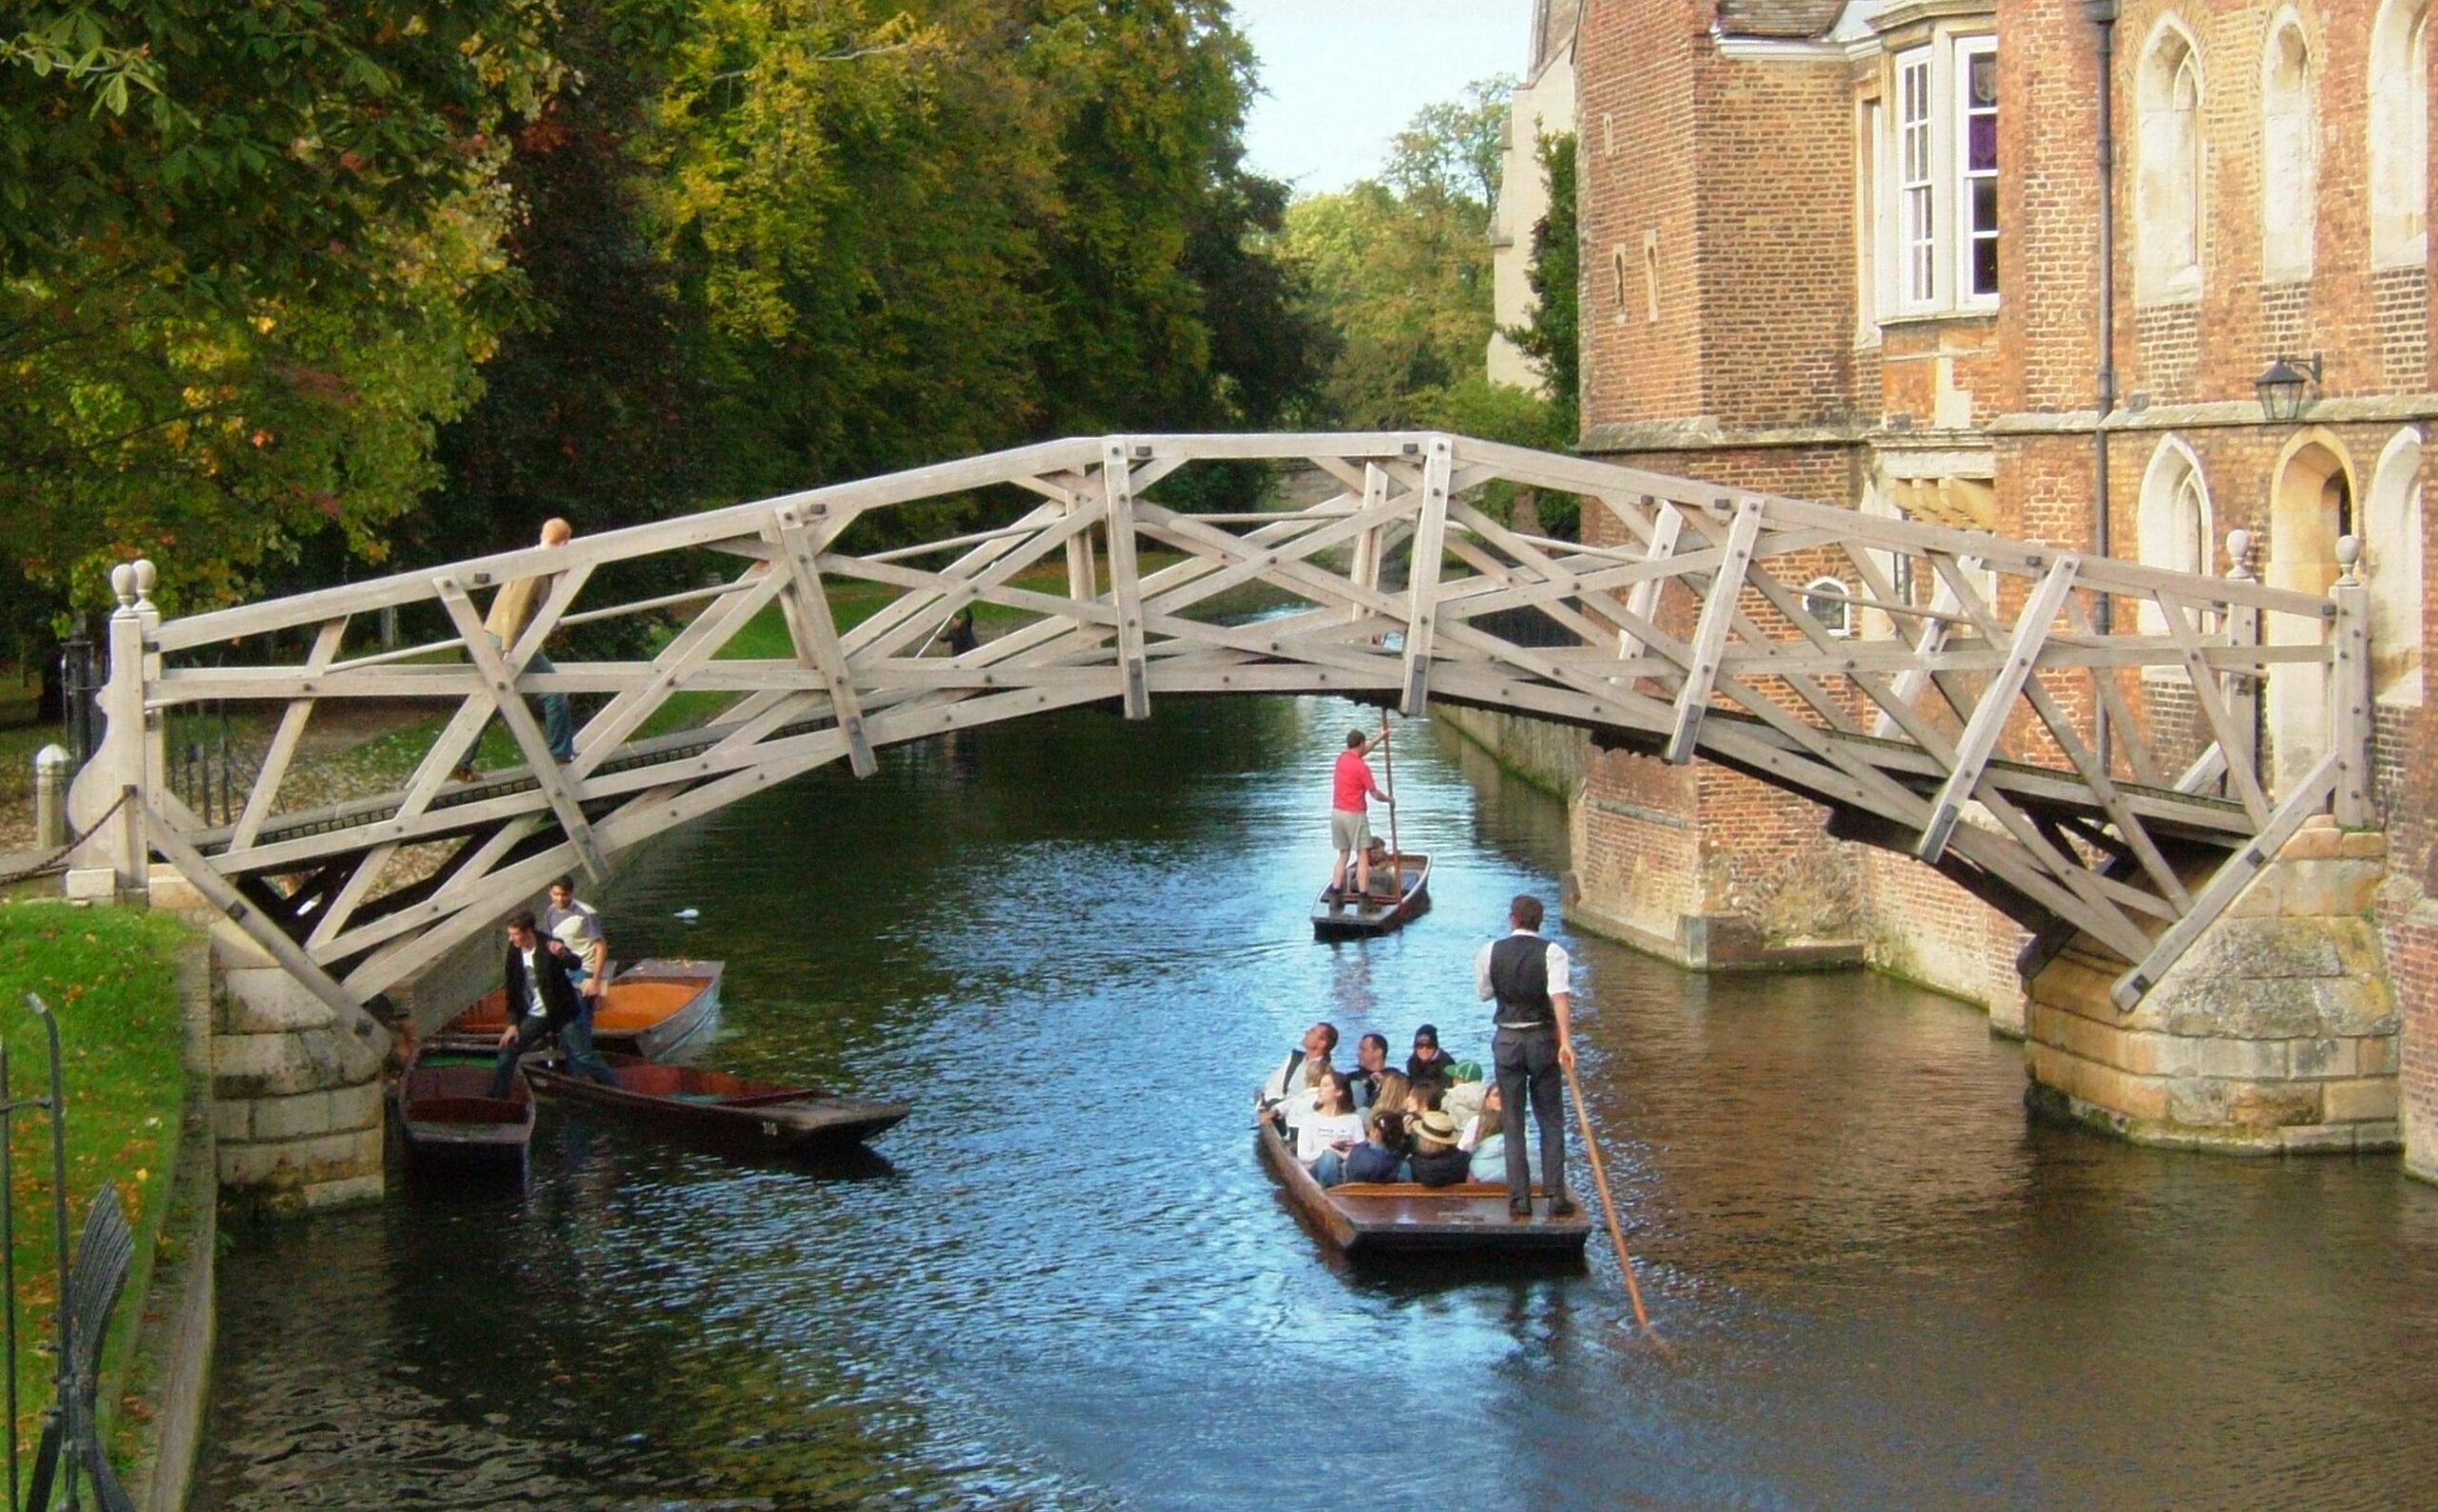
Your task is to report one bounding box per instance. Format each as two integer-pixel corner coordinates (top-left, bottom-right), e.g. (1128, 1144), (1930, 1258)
(1328, 727), (1390, 898)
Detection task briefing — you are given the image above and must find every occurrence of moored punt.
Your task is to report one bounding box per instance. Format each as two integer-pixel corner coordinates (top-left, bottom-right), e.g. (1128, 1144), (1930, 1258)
(1254, 1120), (1590, 1257)
(443, 958), (723, 1059)
(527, 1052), (910, 1153)
(396, 1044), (535, 1166)
(1310, 852), (1431, 940)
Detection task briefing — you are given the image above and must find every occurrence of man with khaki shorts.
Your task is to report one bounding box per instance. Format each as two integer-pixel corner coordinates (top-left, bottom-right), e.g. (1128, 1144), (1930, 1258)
(1327, 727), (1389, 899)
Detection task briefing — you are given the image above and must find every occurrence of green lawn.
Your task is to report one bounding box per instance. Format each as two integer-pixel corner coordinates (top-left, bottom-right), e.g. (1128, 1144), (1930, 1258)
(0, 904), (192, 1468)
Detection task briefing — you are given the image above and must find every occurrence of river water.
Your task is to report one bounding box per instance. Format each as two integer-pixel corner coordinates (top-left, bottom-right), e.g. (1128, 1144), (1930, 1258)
(193, 696), (2438, 1511)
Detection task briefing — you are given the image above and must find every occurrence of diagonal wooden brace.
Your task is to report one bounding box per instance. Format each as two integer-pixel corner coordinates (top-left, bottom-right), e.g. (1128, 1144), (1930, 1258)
(436, 579), (610, 883)
(1918, 555), (2078, 864)
(774, 509), (877, 775)
(1665, 498), (1762, 764)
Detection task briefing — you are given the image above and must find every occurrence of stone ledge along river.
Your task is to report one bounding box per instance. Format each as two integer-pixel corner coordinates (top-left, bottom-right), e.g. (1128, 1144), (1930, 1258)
(194, 696), (2438, 1511)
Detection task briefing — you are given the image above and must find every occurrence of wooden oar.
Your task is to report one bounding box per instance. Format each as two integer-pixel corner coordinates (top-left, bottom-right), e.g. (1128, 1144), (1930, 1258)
(1563, 1058), (1666, 1345)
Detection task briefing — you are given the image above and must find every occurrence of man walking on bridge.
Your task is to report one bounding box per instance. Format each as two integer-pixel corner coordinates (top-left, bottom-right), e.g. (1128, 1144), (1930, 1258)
(1475, 894), (1577, 1220)
(461, 517), (578, 780)
(1326, 727), (1390, 900)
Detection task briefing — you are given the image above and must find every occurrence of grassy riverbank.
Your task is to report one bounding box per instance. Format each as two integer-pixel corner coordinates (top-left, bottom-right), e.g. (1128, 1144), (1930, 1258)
(0, 904), (192, 1467)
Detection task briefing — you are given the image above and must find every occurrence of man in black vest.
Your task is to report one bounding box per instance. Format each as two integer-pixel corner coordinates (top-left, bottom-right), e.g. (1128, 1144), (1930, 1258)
(1474, 894), (1577, 1219)
(487, 908), (608, 1099)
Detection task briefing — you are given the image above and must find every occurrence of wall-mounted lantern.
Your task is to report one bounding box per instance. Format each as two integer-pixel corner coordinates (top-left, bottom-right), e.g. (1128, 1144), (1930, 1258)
(2254, 353), (2322, 424)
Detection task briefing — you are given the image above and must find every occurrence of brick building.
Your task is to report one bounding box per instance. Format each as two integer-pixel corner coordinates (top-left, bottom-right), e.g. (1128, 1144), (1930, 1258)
(1564, 0), (2434, 1115)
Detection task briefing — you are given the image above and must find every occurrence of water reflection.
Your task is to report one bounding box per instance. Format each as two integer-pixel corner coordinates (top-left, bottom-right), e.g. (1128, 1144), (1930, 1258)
(197, 697), (2438, 1511)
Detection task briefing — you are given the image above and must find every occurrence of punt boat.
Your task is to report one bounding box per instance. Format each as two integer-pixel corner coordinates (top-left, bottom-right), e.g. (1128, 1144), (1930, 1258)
(525, 1052), (910, 1153)
(396, 1044), (535, 1166)
(1311, 852), (1431, 940)
(1255, 1119), (1590, 1258)
(443, 958), (723, 1059)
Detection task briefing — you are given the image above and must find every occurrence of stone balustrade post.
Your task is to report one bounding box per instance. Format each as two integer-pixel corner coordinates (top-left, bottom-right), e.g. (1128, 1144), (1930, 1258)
(32, 744), (70, 851)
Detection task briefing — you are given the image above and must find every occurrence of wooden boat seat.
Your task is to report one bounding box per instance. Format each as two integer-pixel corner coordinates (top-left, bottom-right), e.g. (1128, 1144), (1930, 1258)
(1328, 1180), (1551, 1198)
(408, 1095), (525, 1124)
(593, 980), (698, 1033)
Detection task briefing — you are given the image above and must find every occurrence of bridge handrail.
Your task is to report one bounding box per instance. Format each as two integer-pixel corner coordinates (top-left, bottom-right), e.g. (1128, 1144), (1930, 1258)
(150, 432), (2338, 654)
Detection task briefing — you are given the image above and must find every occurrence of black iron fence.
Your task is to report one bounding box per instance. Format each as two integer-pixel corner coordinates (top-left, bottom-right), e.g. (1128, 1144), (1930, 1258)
(0, 996), (135, 1512)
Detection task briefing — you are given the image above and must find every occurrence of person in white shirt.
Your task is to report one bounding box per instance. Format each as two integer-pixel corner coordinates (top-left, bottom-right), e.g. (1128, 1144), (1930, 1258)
(1472, 894), (1577, 1220)
(1255, 1021), (1338, 1125)
(1297, 1070), (1367, 1187)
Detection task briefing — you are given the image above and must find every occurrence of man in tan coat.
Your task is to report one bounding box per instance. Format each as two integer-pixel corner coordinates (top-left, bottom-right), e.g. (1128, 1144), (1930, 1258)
(462, 519), (576, 779)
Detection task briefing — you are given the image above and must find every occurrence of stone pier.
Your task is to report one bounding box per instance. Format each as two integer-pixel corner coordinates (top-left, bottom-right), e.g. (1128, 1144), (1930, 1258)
(2025, 816), (2400, 1152)
(198, 915), (389, 1211)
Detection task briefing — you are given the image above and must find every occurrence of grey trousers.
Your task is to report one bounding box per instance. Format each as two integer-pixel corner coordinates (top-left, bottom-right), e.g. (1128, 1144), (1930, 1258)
(1492, 1025), (1566, 1202)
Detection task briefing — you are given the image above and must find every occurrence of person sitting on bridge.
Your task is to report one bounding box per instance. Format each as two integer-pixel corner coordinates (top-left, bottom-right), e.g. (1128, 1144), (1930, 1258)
(1325, 728), (1391, 900)
(488, 907), (616, 1098)
(1296, 1070), (1366, 1187)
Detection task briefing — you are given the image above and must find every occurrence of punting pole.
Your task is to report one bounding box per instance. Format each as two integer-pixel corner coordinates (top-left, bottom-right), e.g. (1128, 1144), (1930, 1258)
(1377, 710), (1401, 881)
(1562, 1059), (1667, 1348)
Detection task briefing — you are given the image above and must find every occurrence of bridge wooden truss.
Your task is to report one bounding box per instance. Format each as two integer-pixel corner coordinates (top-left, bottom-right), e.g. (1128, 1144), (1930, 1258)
(70, 433), (2368, 1021)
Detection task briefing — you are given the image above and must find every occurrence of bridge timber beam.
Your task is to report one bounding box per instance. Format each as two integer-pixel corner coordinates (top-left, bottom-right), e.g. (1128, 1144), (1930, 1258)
(70, 433), (2361, 1016)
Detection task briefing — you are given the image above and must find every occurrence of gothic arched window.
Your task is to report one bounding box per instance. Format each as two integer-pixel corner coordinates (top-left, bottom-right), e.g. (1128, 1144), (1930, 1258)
(2369, 0), (2429, 268)
(2261, 18), (2317, 281)
(2137, 24), (2206, 301)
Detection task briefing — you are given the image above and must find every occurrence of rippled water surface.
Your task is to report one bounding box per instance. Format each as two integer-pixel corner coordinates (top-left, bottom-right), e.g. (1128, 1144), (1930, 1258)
(194, 698), (2438, 1510)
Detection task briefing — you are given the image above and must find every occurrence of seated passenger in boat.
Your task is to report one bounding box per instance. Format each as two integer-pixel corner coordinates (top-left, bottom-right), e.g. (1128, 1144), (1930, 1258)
(1363, 1072), (1413, 1135)
(1351, 1033), (1392, 1108)
(1299, 1070), (1368, 1187)
(1256, 1022), (1338, 1129)
(1461, 1084), (1507, 1184)
(1407, 1025), (1457, 1088)
(1360, 837), (1398, 899)
(1441, 1060), (1488, 1127)
(1408, 1109), (1471, 1188)
(1343, 1109), (1412, 1184)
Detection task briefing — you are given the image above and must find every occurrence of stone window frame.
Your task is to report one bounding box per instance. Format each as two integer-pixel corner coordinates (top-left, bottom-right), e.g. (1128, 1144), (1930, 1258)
(2364, 426), (2425, 707)
(2368, 0), (2429, 270)
(1875, 30), (2000, 320)
(2135, 17), (2208, 307)
(2259, 10), (2318, 284)
(2134, 435), (2214, 656)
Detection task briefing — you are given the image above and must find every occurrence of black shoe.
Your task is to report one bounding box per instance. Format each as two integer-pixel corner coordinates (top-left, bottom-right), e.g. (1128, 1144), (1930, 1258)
(1509, 1198), (1533, 1220)
(1549, 1196), (1579, 1219)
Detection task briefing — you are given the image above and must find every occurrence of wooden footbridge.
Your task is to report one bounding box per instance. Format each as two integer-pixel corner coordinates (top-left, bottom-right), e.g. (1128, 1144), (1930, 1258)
(68, 433), (2369, 1020)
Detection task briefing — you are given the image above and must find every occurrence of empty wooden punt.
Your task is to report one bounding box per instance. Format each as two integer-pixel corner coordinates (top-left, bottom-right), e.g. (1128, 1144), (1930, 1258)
(1310, 852), (1431, 940)
(527, 1052), (909, 1153)
(1255, 1120), (1590, 1257)
(396, 1044), (535, 1165)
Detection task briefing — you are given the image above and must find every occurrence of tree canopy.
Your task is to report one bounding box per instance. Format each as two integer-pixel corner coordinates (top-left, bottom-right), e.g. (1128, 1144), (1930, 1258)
(2, 0), (1323, 627)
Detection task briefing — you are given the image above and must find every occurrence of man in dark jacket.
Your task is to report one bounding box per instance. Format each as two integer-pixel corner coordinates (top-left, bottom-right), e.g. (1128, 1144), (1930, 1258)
(487, 908), (615, 1098)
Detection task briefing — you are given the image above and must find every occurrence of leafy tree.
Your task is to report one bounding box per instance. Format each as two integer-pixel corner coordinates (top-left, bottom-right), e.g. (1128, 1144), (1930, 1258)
(1505, 130), (1577, 424)
(0, 1), (561, 614)
(1280, 74), (1512, 430)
